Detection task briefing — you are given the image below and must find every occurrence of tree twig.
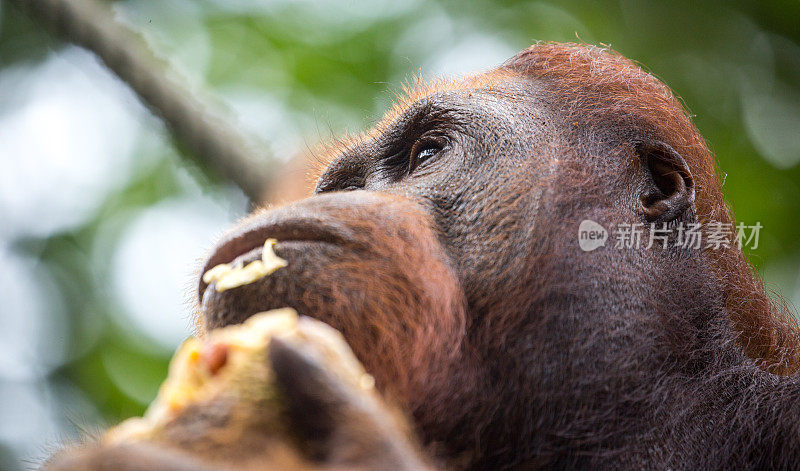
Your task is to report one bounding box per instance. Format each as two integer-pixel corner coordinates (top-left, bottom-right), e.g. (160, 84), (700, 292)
(8, 0), (273, 201)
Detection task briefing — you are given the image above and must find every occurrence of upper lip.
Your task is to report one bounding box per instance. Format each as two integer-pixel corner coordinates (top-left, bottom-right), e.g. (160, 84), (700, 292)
(198, 216), (350, 296)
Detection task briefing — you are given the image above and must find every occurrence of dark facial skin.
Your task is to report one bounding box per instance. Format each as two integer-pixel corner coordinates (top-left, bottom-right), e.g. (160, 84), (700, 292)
(321, 85), (555, 311)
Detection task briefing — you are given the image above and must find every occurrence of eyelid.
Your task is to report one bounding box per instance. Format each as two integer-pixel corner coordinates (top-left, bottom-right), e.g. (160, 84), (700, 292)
(411, 134), (446, 155)
(417, 129), (450, 146)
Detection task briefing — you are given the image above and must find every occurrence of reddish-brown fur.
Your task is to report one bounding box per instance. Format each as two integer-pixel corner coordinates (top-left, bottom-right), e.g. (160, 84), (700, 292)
(47, 42), (800, 470)
(503, 43), (800, 374)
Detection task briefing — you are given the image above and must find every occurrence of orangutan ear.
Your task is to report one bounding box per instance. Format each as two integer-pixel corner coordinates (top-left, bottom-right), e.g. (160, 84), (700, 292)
(637, 140), (695, 222)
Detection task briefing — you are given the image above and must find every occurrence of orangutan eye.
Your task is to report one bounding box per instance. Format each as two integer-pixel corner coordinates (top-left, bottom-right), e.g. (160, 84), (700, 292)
(409, 138), (445, 172)
(415, 146), (439, 162)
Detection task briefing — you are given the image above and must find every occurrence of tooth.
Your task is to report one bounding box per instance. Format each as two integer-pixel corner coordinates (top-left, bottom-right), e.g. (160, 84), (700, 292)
(262, 238), (288, 272)
(203, 239), (288, 292)
(202, 263), (233, 284)
(215, 260), (269, 291)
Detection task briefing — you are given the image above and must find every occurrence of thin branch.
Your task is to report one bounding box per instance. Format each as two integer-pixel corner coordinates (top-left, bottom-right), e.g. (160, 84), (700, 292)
(9, 0), (274, 201)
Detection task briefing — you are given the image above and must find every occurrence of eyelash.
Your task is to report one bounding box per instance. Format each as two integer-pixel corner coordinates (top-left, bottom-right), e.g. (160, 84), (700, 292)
(409, 136), (447, 173)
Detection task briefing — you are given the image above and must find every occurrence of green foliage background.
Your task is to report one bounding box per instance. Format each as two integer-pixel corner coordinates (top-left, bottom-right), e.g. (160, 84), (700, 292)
(0, 1), (798, 469)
